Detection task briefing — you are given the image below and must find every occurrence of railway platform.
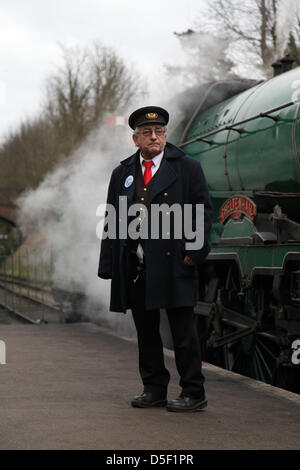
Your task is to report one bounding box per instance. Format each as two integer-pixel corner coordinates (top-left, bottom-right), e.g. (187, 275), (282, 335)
(0, 320), (299, 450)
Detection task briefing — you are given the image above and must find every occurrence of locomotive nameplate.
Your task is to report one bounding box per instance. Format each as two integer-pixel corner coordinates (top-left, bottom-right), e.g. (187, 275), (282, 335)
(219, 195), (257, 224)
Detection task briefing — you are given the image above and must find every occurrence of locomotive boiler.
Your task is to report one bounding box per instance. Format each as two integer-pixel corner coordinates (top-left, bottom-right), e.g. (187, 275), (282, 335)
(170, 62), (300, 392)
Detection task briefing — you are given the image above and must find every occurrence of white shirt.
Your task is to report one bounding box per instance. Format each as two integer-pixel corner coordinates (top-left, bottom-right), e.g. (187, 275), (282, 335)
(137, 151), (164, 263)
(140, 150), (164, 177)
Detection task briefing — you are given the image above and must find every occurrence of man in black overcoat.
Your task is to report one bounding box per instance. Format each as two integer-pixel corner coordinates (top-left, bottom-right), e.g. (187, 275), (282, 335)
(98, 106), (213, 412)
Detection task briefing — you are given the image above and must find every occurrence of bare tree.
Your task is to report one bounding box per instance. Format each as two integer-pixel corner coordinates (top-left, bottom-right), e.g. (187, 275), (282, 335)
(289, 29), (300, 64)
(45, 42), (142, 157)
(0, 115), (59, 188)
(45, 45), (92, 156)
(90, 41), (138, 123)
(0, 41), (143, 189)
(203, 0), (300, 77)
(166, 0), (300, 89)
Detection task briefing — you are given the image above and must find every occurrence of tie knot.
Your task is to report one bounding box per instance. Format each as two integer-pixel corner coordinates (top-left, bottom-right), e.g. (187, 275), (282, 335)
(143, 160), (154, 169)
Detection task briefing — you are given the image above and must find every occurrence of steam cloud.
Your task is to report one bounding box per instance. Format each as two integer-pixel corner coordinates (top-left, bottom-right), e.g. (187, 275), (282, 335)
(17, 124), (136, 332)
(276, 0), (299, 58)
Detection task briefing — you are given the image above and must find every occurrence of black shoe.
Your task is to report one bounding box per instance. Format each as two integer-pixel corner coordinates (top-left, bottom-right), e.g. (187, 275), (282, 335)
(131, 392), (167, 408)
(166, 396), (208, 412)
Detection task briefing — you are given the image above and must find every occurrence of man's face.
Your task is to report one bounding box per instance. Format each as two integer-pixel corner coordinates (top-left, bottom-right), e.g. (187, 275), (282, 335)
(132, 124), (167, 159)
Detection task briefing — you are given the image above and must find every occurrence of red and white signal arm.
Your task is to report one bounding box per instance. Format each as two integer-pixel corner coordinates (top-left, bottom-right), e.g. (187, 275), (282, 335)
(106, 116), (128, 126)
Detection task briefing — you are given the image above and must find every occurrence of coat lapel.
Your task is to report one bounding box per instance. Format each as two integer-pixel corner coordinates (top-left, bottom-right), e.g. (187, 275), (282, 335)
(120, 151), (138, 206)
(149, 152), (178, 203)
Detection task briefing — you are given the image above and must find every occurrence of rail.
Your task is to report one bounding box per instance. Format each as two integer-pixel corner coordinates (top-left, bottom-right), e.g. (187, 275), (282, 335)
(0, 245), (60, 323)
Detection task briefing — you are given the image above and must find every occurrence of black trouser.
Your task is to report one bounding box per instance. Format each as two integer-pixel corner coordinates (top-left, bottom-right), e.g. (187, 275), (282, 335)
(128, 262), (205, 399)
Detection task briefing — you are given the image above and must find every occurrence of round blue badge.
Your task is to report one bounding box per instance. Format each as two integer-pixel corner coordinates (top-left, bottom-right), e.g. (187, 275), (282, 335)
(124, 175), (134, 188)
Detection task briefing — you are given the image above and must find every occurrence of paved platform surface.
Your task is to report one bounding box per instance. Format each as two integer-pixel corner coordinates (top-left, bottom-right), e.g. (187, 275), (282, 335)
(0, 321), (299, 450)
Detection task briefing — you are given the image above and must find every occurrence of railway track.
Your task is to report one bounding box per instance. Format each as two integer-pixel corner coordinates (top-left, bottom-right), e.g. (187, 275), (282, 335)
(0, 279), (62, 324)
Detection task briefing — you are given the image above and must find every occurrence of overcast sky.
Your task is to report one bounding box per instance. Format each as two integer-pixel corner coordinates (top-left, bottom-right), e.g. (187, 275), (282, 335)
(0, 0), (206, 143)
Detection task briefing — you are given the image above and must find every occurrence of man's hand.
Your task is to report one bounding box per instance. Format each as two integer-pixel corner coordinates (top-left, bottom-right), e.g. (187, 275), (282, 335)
(183, 256), (195, 266)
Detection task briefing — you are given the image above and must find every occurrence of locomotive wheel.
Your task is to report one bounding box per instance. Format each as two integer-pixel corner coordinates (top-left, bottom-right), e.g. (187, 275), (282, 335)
(220, 285), (300, 392)
(201, 268), (300, 393)
(220, 284), (279, 384)
(223, 330), (279, 385)
(202, 312), (281, 385)
(225, 333), (300, 394)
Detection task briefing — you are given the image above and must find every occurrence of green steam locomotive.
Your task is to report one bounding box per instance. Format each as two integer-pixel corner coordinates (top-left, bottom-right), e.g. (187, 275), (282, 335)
(170, 61), (300, 393)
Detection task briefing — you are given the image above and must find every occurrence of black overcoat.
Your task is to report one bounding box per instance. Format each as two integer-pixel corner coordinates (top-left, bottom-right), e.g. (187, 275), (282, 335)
(98, 142), (213, 313)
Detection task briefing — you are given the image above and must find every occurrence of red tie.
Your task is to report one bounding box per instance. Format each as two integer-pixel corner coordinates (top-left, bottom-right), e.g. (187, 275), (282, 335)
(142, 160), (154, 185)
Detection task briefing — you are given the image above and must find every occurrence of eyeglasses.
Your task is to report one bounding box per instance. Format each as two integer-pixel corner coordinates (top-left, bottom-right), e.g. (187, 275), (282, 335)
(138, 128), (166, 137)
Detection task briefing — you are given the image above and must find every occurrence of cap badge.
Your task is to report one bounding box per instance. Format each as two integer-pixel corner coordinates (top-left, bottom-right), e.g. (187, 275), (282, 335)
(146, 113), (158, 119)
